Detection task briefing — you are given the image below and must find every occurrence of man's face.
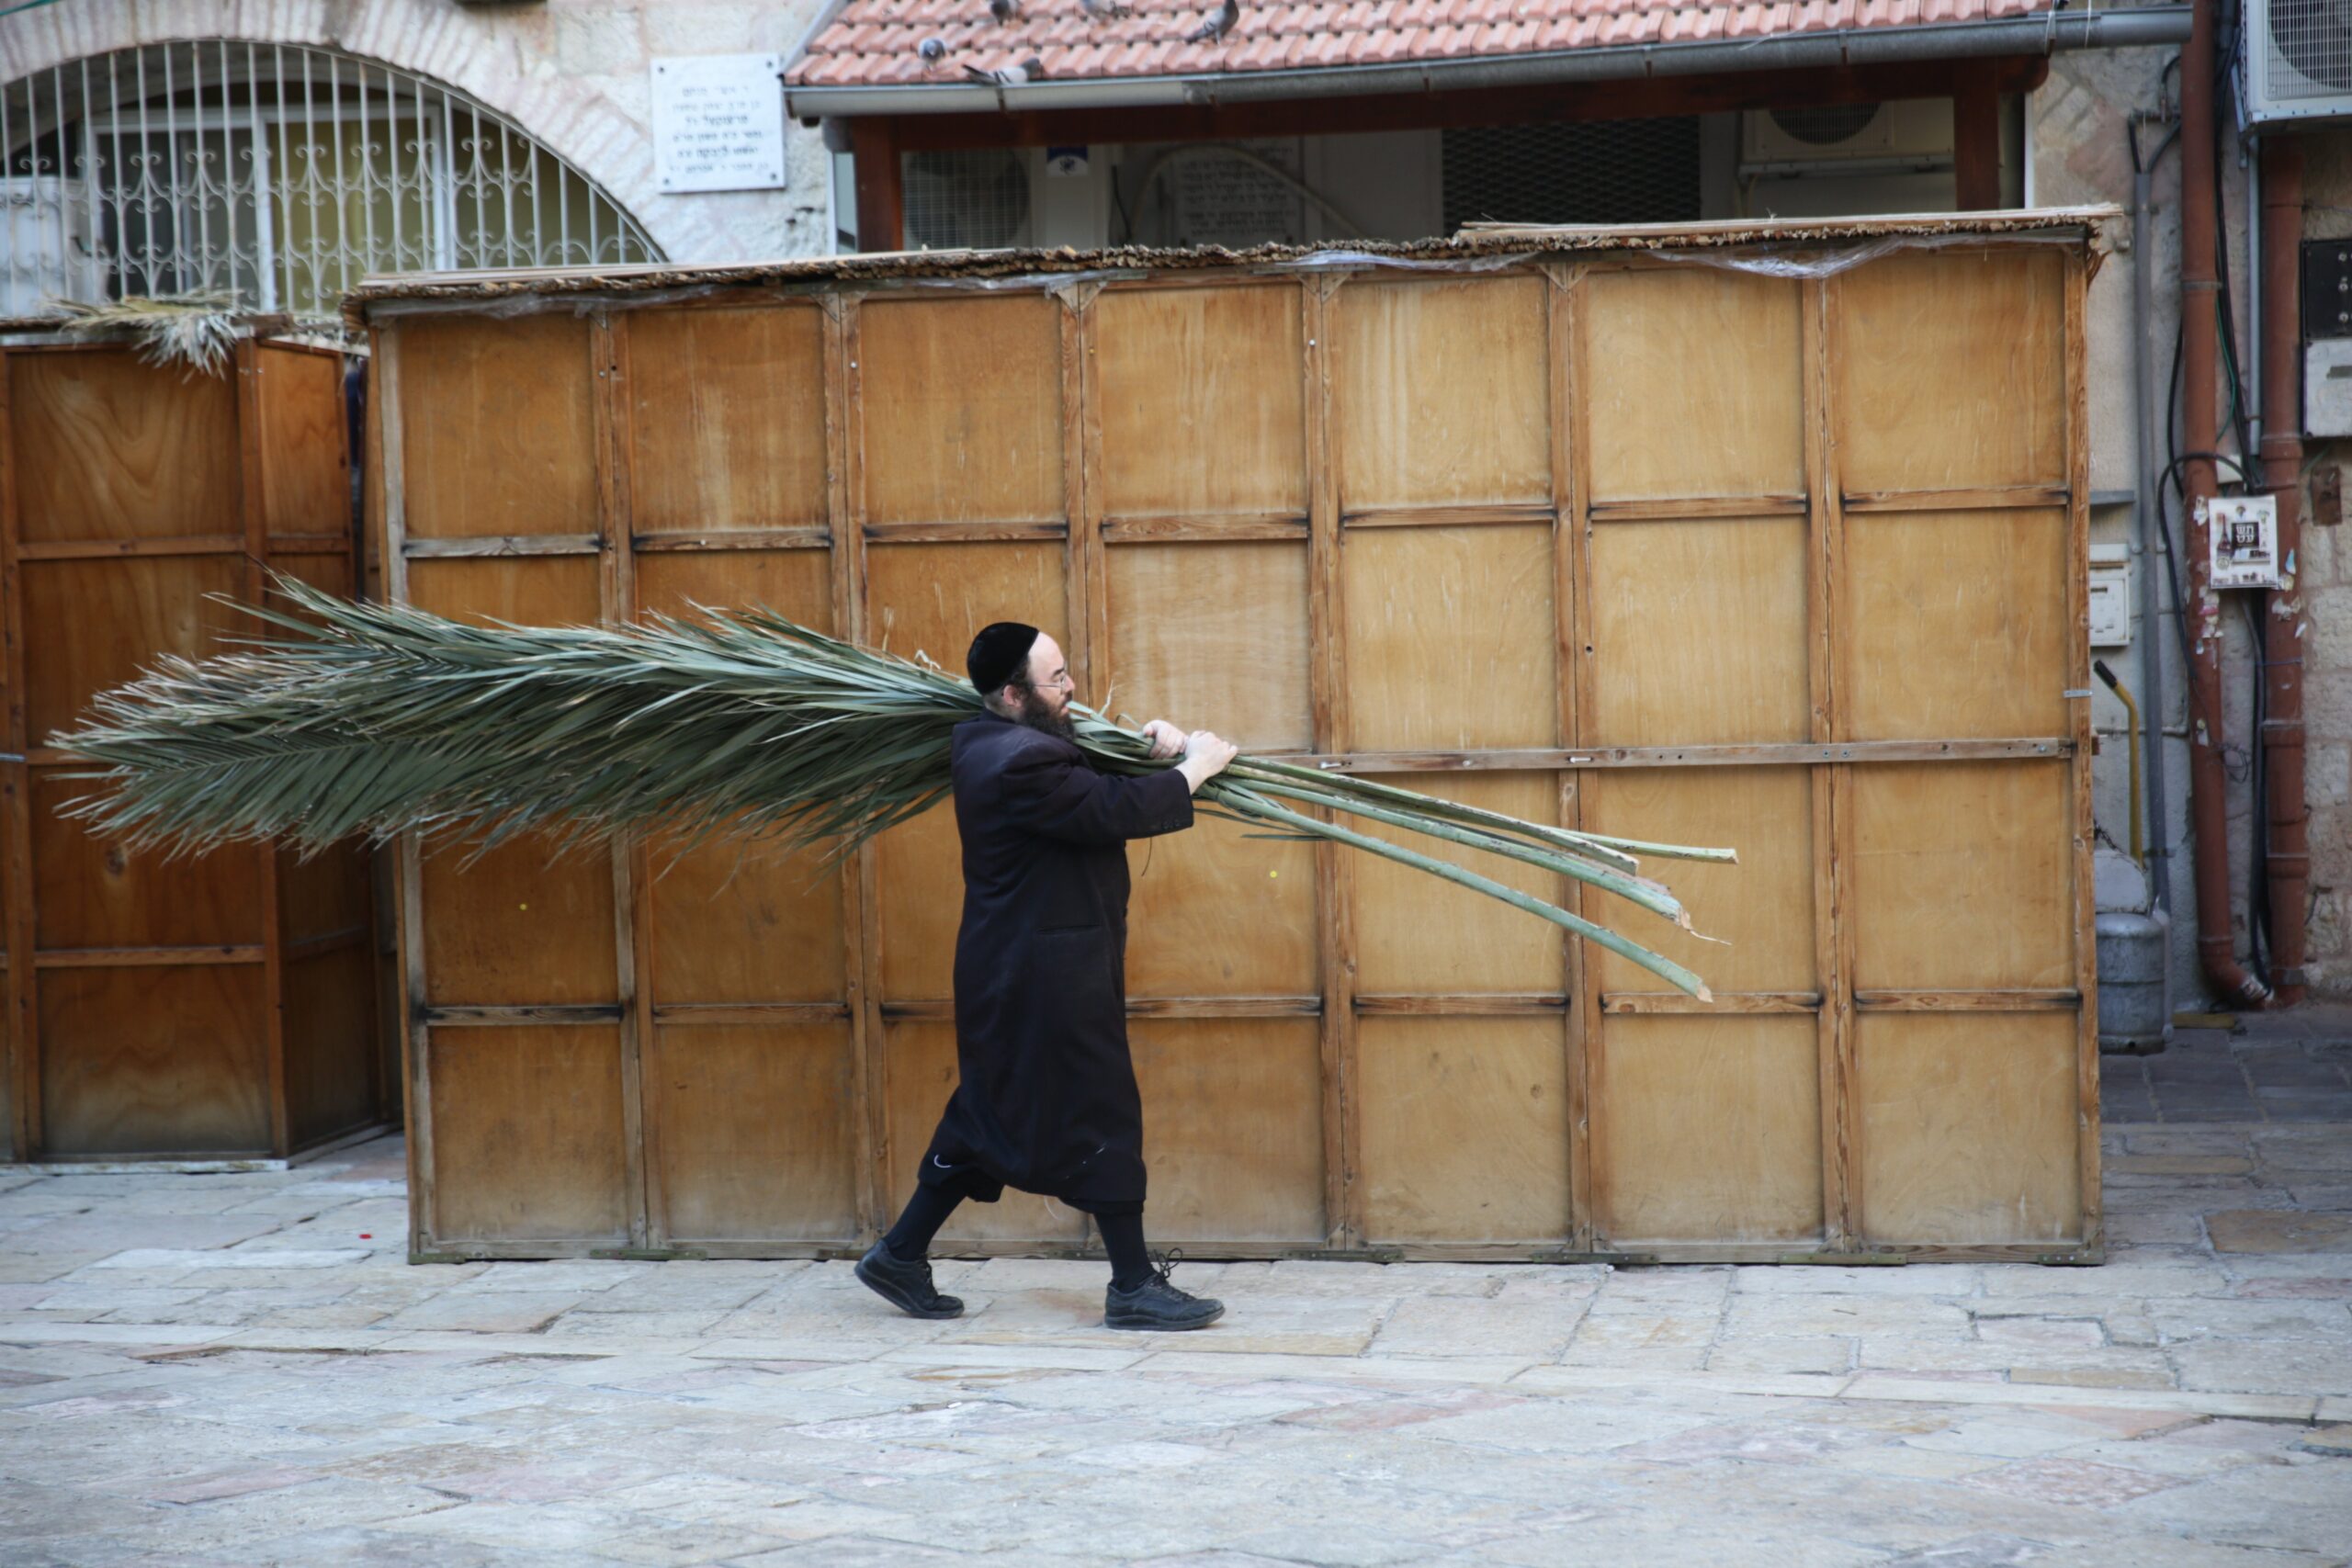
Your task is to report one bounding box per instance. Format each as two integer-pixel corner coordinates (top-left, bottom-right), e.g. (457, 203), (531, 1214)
(1006, 634), (1076, 739)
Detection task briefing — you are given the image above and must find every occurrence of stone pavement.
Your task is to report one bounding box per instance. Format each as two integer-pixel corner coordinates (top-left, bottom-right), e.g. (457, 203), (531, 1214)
(2, 1053), (2349, 1564)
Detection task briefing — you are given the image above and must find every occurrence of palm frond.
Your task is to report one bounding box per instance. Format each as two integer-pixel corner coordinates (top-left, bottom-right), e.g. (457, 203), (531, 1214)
(48, 294), (243, 376)
(51, 574), (1736, 998)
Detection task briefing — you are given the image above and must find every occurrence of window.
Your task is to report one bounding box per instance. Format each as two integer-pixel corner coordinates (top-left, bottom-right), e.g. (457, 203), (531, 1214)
(2, 41), (660, 317)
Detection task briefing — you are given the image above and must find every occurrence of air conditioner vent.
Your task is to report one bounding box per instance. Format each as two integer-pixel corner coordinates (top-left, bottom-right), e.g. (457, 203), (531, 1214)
(2244, 0), (2352, 125)
(901, 150), (1032, 251)
(1768, 105), (1883, 146)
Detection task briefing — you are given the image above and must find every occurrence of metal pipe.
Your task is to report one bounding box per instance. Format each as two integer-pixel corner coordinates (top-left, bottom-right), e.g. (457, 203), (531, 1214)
(786, 8), (2201, 118)
(2259, 131), (2310, 1003)
(2181, 0), (2272, 1007)
(2132, 123), (2177, 917)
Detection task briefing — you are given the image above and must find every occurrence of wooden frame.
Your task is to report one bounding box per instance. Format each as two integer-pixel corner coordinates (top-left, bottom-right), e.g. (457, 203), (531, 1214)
(0, 333), (382, 1164)
(367, 221), (2099, 1263)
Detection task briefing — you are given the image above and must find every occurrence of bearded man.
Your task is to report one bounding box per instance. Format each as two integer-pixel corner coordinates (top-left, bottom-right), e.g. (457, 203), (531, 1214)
(855, 621), (1238, 1331)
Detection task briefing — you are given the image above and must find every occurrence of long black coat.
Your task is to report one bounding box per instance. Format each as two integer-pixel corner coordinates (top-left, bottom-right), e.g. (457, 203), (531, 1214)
(917, 711), (1194, 1213)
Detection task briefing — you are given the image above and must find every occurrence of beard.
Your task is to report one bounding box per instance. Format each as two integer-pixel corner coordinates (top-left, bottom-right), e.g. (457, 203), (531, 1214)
(1010, 682), (1076, 741)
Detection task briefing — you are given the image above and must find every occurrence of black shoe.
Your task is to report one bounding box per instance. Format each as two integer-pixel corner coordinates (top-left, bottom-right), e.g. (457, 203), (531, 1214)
(1104, 1250), (1224, 1331)
(855, 1240), (964, 1319)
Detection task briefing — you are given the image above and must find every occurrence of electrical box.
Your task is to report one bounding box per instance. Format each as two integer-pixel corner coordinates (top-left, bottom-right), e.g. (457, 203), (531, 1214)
(2087, 545), (2132, 647)
(2306, 337), (2352, 437)
(2200, 495), (2287, 589)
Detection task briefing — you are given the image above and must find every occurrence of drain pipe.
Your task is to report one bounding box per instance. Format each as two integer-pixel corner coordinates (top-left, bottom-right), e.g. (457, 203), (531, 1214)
(2132, 116), (2177, 918)
(2259, 132), (2311, 1003)
(2180, 0), (2272, 1006)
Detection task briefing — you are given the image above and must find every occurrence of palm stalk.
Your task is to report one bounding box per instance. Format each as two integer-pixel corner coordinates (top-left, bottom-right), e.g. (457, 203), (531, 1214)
(51, 575), (1733, 998)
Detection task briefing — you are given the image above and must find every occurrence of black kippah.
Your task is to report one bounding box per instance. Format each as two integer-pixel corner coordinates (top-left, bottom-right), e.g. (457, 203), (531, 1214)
(967, 621), (1040, 695)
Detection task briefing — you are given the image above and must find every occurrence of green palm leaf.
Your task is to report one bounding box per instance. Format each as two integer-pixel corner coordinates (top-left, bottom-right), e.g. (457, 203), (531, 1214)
(51, 574), (1734, 998)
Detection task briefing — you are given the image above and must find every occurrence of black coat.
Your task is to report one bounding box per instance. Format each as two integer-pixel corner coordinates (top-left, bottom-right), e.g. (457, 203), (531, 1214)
(918, 711), (1194, 1213)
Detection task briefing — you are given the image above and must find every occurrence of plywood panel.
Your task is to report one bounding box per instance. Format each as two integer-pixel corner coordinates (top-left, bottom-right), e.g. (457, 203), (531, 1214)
(866, 539), (1067, 674)
(408, 556), (613, 1005)
(1591, 1014), (1822, 1243)
(869, 542), (1069, 1000)
(648, 837), (844, 1007)
(1352, 773), (1563, 995)
(408, 555), (600, 629)
(1104, 542), (1311, 750)
(255, 346), (350, 535)
(628, 305), (828, 532)
(422, 833), (618, 1007)
(1359, 1017), (1569, 1244)
(1096, 286), (1306, 519)
(21, 554), (243, 740)
(1342, 524), (1555, 750)
(650, 1022), (859, 1241)
(882, 1021), (1086, 1245)
(640, 549), (845, 1005)
(1585, 268), (1804, 502)
(1851, 761), (2073, 991)
(427, 1025), (629, 1241)
(396, 315), (597, 539)
(1334, 276), (1550, 510)
(38, 966), (269, 1156)
(1584, 768), (1815, 995)
(1842, 509), (2068, 741)
(1834, 250), (2066, 494)
(30, 769), (262, 949)
(638, 545), (831, 626)
(1588, 516), (1810, 746)
(859, 296), (1065, 525)
(1857, 1010), (2080, 1244)
(1125, 812), (1316, 998)
(282, 943), (379, 1150)
(1128, 1019), (1325, 1243)
(7, 348), (239, 543)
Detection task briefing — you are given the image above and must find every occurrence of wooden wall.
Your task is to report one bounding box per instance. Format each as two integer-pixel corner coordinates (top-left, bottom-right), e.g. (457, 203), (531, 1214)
(371, 237), (2098, 1262)
(0, 337), (384, 1162)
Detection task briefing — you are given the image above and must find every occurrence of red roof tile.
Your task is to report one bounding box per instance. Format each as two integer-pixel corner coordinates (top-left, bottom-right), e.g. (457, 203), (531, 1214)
(787, 0), (2054, 88)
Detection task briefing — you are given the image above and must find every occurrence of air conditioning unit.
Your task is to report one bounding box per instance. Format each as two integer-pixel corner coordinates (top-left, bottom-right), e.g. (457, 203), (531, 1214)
(901, 149), (1034, 252)
(2242, 0), (2352, 125)
(0, 176), (101, 316)
(1738, 101), (1952, 174)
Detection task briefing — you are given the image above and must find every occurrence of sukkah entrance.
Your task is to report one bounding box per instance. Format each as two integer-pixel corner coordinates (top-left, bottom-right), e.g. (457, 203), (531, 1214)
(356, 211), (2103, 1263)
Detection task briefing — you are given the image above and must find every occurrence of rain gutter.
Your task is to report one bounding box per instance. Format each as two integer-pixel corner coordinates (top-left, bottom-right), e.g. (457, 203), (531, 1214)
(784, 7), (2196, 118)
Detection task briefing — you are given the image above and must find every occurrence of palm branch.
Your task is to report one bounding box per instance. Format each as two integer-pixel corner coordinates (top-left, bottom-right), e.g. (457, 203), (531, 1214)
(50, 575), (1736, 998)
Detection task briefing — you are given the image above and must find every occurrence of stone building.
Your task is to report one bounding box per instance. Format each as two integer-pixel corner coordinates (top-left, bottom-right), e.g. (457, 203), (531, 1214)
(2, 0), (2346, 1012)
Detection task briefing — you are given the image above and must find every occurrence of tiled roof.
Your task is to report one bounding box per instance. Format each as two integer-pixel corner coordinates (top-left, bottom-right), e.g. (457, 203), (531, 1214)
(786, 0), (2056, 90)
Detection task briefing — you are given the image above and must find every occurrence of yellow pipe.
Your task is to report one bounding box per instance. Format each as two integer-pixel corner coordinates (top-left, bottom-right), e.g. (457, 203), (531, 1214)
(2094, 659), (2143, 866)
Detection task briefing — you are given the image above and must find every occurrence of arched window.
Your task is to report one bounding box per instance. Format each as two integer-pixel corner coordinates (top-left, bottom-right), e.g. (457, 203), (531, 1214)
(2, 41), (662, 317)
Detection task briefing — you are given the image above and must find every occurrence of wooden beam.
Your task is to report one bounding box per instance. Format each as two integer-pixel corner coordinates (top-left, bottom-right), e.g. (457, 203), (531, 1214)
(865, 56), (2052, 155)
(851, 118), (904, 253)
(1952, 60), (2003, 211)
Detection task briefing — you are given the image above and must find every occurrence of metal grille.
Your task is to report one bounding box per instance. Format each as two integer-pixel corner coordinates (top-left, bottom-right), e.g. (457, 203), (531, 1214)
(1, 41), (661, 317)
(1442, 118), (1702, 231)
(2262, 0), (2352, 98)
(900, 149), (1032, 251)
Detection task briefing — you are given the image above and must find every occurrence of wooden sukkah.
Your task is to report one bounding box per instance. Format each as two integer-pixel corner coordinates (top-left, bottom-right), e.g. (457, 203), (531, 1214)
(349, 209), (2110, 1263)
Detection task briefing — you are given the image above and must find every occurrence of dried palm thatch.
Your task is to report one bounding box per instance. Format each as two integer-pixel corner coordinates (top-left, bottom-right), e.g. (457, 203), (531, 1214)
(51, 576), (1736, 998)
(49, 294), (243, 376)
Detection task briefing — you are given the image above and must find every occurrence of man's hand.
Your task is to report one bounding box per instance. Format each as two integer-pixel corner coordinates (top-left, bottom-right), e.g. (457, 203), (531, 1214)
(1140, 719), (1186, 760)
(1176, 730), (1238, 795)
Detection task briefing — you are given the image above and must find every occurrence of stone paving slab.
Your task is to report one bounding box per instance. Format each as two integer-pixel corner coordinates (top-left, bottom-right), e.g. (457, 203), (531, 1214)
(2, 1113), (2351, 1564)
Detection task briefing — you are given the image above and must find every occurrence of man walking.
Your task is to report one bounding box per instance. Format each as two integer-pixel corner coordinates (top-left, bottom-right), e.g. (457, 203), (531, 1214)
(856, 621), (1238, 1331)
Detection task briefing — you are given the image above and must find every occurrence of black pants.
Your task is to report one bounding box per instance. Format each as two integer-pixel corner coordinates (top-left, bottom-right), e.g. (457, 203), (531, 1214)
(883, 1166), (1153, 1286)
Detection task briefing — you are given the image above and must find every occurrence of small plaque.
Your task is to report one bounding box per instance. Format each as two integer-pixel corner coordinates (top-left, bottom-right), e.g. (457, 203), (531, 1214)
(651, 54), (785, 194)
